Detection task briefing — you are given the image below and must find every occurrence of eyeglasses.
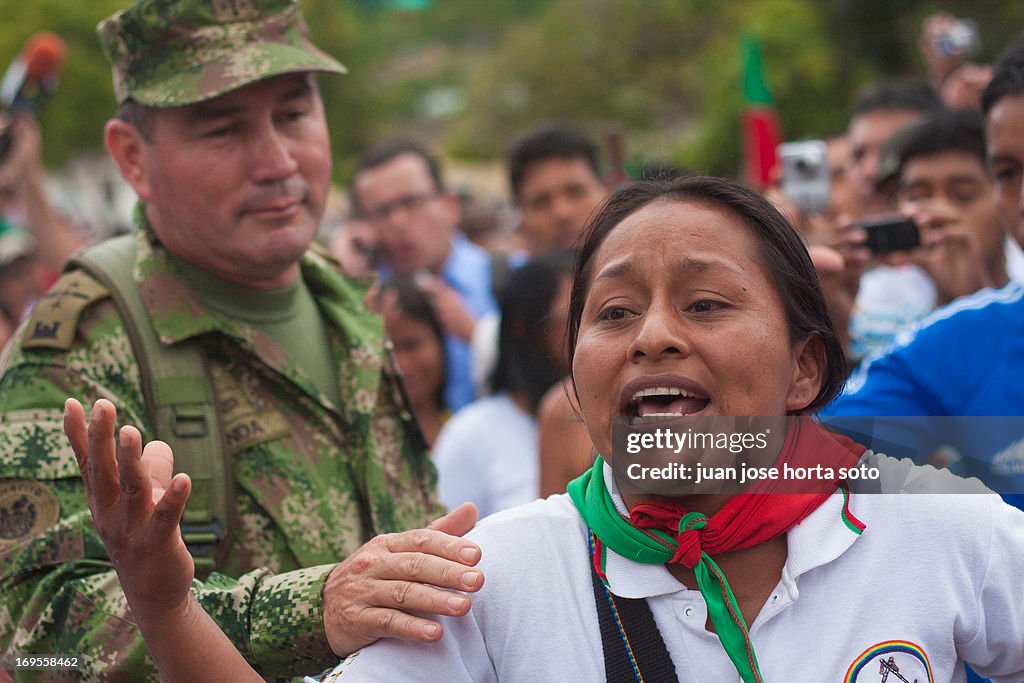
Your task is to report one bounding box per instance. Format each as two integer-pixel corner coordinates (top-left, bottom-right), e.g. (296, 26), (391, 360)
(359, 192), (441, 223)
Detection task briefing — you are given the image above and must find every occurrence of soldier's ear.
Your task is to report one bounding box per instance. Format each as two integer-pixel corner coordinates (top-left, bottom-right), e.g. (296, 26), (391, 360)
(105, 119), (154, 202)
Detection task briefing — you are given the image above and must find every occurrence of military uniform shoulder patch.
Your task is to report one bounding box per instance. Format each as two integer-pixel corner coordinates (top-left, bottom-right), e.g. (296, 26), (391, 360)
(21, 270), (110, 350)
(0, 479), (60, 548)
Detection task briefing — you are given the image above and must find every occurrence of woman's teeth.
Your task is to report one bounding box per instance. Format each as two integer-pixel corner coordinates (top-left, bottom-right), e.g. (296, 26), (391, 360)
(628, 387), (709, 419)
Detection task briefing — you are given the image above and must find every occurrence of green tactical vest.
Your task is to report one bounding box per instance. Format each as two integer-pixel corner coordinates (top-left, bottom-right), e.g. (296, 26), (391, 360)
(69, 235), (231, 577)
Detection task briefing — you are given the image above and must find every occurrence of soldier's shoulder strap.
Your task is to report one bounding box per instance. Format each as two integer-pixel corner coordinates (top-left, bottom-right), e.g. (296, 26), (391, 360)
(67, 235), (230, 576)
(20, 271), (110, 351)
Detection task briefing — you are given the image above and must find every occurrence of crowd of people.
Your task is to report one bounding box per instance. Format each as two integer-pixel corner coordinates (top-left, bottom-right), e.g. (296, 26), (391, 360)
(1, 0), (1023, 681)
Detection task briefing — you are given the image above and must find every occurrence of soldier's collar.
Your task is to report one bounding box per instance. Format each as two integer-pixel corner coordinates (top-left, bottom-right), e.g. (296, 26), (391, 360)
(132, 205), (250, 346)
(130, 204), (371, 347)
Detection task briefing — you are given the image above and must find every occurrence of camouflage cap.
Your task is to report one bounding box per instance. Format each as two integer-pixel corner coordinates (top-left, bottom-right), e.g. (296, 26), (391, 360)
(97, 0), (346, 107)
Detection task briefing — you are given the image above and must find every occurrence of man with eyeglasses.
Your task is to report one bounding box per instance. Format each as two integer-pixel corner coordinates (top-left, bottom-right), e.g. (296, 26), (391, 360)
(351, 140), (499, 411)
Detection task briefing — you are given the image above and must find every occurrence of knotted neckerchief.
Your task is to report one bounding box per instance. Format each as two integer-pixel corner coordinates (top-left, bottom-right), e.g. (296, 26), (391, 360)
(568, 416), (866, 683)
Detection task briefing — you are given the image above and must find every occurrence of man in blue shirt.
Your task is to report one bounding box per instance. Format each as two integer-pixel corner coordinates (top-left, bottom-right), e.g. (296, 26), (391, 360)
(824, 39), (1024, 503)
(351, 141), (497, 411)
(825, 52), (1024, 682)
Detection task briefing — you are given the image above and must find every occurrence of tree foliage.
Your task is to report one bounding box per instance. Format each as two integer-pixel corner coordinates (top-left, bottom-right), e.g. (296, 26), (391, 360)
(1, 0), (1021, 180)
(0, 0), (125, 165)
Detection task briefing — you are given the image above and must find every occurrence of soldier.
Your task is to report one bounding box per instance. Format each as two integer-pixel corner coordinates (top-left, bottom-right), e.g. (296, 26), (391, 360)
(0, 1), (484, 680)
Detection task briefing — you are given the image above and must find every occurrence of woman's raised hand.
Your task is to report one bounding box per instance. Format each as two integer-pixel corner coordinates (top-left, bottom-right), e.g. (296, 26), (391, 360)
(63, 398), (195, 619)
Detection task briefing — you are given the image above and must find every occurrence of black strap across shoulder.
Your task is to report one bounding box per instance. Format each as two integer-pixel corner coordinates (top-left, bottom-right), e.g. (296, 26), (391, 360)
(589, 549), (680, 683)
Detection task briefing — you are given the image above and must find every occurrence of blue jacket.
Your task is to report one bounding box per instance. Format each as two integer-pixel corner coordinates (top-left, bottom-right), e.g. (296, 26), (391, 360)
(822, 283), (1024, 504)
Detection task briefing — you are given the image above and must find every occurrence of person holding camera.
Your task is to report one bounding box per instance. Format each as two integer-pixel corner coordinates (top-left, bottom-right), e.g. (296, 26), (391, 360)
(885, 107), (1021, 306)
(819, 106), (1023, 362)
(829, 79), (947, 360)
(824, 39), (1024, 506)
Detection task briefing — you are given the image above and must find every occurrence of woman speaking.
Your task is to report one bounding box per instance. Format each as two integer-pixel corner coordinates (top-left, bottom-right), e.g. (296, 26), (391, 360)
(65, 176), (1024, 682)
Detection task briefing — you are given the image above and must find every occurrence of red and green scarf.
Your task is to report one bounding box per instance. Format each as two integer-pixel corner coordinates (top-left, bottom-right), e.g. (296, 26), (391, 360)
(568, 416), (866, 683)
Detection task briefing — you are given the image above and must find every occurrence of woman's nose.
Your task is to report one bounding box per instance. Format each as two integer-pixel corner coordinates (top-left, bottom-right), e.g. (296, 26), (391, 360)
(627, 303), (690, 362)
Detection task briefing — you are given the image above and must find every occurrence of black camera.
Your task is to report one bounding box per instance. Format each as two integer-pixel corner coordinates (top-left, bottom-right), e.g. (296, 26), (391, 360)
(856, 217), (920, 255)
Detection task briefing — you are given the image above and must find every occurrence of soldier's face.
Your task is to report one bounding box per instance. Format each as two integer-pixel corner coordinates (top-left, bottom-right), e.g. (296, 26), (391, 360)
(125, 73), (332, 288)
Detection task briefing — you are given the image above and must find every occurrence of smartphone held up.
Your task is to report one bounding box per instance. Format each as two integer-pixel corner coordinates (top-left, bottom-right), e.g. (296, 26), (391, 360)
(778, 140), (830, 215)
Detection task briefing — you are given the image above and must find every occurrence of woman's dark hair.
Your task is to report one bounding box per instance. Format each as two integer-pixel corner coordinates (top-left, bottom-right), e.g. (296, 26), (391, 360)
(567, 175), (847, 414)
(378, 273), (447, 411)
(492, 248), (576, 414)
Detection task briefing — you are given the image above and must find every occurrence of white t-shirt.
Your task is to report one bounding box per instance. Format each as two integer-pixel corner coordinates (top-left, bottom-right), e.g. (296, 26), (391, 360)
(432, 394), (539, 519)
(851, 238), (1024, 360)
(850, 264), (937, 359)
(309, 462), (1024, 682)
(1006, 235), (1024, 283)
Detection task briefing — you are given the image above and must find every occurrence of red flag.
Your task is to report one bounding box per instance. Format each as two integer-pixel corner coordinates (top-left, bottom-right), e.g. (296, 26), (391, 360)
(741, 35), (782, 190)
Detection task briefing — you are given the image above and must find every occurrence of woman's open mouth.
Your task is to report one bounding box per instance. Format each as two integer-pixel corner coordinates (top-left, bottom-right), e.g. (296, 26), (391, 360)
(624, 386), (710, 423)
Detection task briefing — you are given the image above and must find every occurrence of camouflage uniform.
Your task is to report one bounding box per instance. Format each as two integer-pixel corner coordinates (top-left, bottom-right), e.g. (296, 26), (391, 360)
(0, 0), (441, 680)
(0, 213), (442, 680)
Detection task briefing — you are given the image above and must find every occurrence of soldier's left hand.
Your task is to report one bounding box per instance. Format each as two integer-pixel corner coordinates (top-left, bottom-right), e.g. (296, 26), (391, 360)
(321, 501), (484, 657)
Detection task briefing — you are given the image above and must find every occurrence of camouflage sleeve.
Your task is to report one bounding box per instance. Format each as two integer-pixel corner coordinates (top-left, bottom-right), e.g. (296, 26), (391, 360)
(0, 304), (338, 681)
(0, 348), (163, 681)
(218, 564), (337, 673)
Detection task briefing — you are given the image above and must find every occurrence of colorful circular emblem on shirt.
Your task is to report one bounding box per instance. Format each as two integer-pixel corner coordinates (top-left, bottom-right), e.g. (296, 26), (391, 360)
(0, 479), (60, 548)
(844, 640), (934, 683)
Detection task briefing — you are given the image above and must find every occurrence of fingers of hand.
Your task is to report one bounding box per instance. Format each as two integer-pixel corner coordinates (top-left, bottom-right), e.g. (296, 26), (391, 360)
(376, 577), (475, 620)
(428, 501), (479, 538)
(324, 533), (481, 655)
(832, 228), (869, 266)
(808, 245), (844, 275)
(151, 473), (191, 533)
(140, 440), (176, 493)
(114, 426), (152, 519)
(377, 550), (484, 593)
(64, 398), (89, 478)
(85, 399), (121, 511)
(353, 607), (446, 643)
(386, 524), (481, 566)
(843, 228), (867, 249)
